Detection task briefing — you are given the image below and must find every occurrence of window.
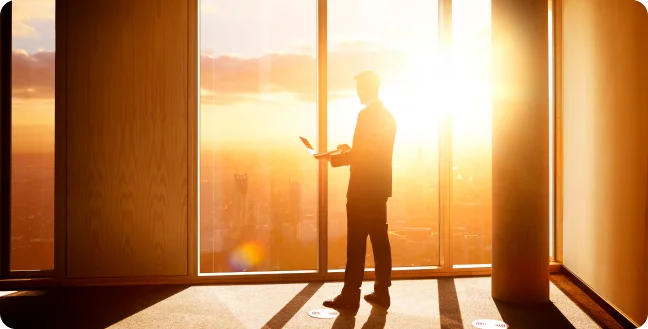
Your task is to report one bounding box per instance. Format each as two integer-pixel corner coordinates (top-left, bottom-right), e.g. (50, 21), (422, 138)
(450, 0), (493, 266)
(196, 0), (556, 275)
(8, 0), (56, 272)
(198, 0), (318, 273)
(449, 0), (556, 266)
(327, 0), (441, 270)
(0, 0), (557, 279)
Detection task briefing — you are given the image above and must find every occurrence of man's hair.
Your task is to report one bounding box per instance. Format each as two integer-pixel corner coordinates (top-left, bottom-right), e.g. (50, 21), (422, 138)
(354, 70), (381, 91)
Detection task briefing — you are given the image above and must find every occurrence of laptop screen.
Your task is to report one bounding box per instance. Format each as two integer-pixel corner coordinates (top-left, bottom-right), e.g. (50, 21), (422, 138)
(299, 136), (316, 155)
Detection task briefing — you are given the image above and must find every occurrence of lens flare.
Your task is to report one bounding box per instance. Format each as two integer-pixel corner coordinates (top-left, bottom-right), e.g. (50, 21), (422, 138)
(229, 242), (265, 271)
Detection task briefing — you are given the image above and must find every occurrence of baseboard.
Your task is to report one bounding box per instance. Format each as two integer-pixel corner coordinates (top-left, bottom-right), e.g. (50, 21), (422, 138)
(561, 265), (640, 329)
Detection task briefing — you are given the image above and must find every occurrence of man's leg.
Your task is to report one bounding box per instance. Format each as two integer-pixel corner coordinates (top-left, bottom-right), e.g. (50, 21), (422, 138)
(343, 205), (369, 294)
(365, 198), (392, 308)
(323, 199), (368, 309)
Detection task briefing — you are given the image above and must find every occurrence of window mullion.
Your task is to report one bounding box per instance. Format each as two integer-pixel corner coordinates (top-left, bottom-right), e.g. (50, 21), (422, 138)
(317, 0), (328, 275)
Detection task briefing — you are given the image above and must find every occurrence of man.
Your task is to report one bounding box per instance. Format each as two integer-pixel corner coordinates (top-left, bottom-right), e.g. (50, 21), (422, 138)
(319, 71), (397, 309)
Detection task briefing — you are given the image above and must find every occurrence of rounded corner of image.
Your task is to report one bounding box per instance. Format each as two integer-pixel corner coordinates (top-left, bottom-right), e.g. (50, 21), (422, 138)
(0, 1), (10, 16)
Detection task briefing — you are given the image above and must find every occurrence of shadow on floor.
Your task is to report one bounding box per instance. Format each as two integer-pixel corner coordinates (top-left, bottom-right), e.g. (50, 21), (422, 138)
(359, 307), (387, 329)
(0, 285), (188, 329)
(495, 300), (576, 329)
(438, 278), (464, 329)
(262, 282), (323, 329)
(331, 308), (358, 329)
(330, 306), (388, 329)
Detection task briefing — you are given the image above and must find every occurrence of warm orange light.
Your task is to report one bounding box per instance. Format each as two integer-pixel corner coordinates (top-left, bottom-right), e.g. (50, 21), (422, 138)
(229, 241), (266, 270)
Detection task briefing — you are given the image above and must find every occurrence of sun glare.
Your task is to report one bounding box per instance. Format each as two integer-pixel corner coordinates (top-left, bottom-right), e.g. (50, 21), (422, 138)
(374, 8), (492, 145)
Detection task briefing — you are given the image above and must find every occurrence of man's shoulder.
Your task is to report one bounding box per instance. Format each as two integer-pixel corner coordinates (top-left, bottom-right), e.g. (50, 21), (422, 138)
(361, 103), (392, 116)
(376, 106), (395, 124)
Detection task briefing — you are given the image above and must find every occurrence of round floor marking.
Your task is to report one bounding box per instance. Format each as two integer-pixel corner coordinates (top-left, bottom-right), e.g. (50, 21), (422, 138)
(308, 309), (340, 319)
(472, 319), (509, 328)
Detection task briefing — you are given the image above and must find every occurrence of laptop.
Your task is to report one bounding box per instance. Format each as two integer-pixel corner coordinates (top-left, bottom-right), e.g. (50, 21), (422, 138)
(299, 136), (340, 157)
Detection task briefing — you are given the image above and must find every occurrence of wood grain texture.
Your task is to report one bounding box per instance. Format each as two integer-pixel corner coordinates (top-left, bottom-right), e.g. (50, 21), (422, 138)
(55, 0), (68, 280)
(66, 0), (188, 278)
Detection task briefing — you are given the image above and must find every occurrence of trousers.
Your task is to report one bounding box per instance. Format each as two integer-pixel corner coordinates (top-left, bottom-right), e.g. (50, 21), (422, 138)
(342, 197), (392, 294)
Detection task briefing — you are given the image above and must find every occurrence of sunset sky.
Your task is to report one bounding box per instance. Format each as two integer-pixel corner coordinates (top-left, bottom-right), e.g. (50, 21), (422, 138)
(11, 0), (499, 154)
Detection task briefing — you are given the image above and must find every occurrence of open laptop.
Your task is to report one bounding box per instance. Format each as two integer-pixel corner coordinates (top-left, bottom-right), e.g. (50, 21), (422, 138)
(299, 136), (340, 157)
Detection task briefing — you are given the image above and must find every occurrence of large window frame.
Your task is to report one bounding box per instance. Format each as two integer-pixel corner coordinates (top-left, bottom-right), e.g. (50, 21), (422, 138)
(1, 1), (58, 280)
(0, 0), (560, 283)
(193, 0), (560, 281)
(0, 0), (62, 280)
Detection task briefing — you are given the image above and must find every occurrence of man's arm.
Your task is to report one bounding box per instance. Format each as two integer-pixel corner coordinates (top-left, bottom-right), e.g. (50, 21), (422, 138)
(330, 111), (368, 167)
(330, 149), (352, 167)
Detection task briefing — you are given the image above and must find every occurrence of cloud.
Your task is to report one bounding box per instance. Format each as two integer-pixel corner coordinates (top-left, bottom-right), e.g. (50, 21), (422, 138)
(200, 49), (406, 104)
(11, 50), (55, 99)
(11, 48), (407, 103)
(11, 0), (55, 39)
(12, 22), (40, 39)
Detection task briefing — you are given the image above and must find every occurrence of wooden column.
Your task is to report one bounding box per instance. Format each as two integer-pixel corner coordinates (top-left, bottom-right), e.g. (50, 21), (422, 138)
(491, 0), (550, 303)
(65, 0), (189, 278)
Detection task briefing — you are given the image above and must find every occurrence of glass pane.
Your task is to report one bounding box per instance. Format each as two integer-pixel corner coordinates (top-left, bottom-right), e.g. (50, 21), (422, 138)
(327, 0), (441, 270)
(199, 0), (318, 273)
(450, 0), (493, 266)
(11, 0), (56, 271)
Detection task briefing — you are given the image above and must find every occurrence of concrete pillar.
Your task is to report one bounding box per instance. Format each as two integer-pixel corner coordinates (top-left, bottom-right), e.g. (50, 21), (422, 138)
(491, 0), (550, 304)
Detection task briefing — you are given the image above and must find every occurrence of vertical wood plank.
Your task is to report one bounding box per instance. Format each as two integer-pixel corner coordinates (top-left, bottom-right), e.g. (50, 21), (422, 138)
(66, 0), (188, 278)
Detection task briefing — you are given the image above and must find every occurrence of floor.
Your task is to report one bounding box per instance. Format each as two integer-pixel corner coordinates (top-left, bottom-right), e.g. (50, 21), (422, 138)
(0, 274), (627, 329)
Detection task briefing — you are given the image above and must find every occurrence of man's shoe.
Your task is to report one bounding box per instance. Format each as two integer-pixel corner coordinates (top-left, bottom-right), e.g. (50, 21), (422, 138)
(323, 294), (360, 310)
(364, 292), (390, 308)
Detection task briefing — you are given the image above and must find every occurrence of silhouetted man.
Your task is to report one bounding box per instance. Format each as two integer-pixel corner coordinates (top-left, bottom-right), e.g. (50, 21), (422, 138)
(320, 71), (397, 309)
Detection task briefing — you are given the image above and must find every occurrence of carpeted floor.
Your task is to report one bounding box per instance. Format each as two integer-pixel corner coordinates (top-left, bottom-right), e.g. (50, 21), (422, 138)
(0, 274), (627, 329)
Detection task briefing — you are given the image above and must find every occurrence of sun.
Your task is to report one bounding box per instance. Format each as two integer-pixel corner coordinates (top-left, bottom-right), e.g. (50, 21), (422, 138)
(375, 28), (493, 145)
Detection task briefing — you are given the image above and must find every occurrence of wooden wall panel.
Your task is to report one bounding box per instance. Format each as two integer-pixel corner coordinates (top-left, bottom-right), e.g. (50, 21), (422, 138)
(562, 0), (648, 324)
(66, 0), (188, 278)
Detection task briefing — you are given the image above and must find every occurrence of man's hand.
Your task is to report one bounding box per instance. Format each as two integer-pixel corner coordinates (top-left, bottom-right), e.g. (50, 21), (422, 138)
(313, 153), (332, 161)
(337, 144), (351, 152)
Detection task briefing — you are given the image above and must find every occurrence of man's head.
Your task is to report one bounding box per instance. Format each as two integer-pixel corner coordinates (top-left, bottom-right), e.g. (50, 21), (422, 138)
(355, 71), (380, 105)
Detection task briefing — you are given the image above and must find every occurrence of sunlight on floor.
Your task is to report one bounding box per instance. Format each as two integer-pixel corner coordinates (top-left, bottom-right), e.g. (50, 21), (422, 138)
(106, 278), (602, 329)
